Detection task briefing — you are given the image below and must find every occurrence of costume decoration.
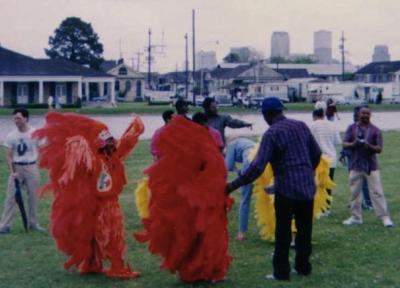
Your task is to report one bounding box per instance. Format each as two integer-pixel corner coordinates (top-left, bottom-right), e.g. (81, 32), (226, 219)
(134, 177), (150, 219)
(134, 116), (232, 283)
(33, 112), (144, 279)
(249, 145), (334, 241)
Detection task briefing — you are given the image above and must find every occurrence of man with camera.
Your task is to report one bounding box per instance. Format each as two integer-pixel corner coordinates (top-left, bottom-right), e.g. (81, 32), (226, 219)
(342, 106), (393, 227)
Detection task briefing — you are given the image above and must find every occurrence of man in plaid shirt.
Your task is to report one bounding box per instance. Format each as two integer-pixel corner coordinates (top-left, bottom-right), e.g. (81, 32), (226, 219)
(227, 97), (321, 281)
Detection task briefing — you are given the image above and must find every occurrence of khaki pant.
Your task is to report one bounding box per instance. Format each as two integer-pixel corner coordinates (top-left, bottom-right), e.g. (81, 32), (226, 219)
(0, 164), (40, 229)
(349, 170), (390, 221)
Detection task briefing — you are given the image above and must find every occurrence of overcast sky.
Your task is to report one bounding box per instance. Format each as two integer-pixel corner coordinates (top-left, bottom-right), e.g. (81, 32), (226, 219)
(1, 0), (399, 72)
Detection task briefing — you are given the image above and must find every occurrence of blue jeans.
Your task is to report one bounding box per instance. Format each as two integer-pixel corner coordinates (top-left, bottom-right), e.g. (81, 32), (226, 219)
(239, 183), (252, 233)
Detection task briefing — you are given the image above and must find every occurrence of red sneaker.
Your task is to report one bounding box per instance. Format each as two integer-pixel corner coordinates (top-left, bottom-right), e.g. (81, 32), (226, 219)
(105, 264), (140, 279)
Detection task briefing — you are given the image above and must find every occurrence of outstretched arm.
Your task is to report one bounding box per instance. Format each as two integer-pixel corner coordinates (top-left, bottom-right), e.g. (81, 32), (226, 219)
(117, 115), (145, 161)
(225, 115), (252, 129)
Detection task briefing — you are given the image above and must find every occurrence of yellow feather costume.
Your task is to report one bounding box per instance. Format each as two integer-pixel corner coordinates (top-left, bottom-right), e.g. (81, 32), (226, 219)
(249, 145), (334, 241)
(134, 177), (150, 219)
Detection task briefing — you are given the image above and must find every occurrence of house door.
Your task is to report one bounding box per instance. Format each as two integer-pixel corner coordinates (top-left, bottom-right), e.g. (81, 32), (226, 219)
(17, 83), (28, 104)
(136, 81), (142, 98)
(55, 83), (67, 105)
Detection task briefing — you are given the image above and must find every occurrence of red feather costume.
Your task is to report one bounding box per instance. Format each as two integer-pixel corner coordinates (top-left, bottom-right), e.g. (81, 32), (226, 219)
(33, 112), (144, 279)
(134, 116), (233, 283)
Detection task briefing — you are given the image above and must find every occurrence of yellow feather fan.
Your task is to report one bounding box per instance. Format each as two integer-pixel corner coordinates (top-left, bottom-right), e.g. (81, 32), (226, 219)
(249, 144), (334, 242)
(134, 177), (150, 219)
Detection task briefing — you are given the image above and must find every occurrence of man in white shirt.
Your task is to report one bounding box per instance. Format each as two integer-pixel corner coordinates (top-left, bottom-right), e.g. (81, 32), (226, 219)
(0, 108), (44, 234)
(309, 108), (342, 205)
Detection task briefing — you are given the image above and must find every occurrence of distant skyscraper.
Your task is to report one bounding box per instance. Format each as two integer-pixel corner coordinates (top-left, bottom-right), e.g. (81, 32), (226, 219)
(314, 30), (332, 64)
(270, 32), (290, 59)
(372, 45), (390, 62)
(195, 51), (217, 70)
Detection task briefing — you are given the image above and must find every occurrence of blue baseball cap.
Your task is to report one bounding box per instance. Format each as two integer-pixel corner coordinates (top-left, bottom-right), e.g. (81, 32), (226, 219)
(261, 97), (286, 113)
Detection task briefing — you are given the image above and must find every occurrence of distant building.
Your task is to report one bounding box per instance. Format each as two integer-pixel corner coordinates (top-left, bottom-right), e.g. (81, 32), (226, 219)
(210, 62), (284, 94)
(372, 45), (390, 62)
(314, 30), (332, 64)
(0, 46), (115, 107)
(105, 61), (145, 102)
(195, 50), (217, 70)
(271, 32), (290, 59)
(354, 61), (400, 83)
(266, 63), (356, 81)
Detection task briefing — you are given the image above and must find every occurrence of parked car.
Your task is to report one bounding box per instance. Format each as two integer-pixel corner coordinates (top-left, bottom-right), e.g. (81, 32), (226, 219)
(146, 90), (174, 105)
(91, 96), (109, 102)
(214, 94), (233, 107)
(247, 93), (266, 109)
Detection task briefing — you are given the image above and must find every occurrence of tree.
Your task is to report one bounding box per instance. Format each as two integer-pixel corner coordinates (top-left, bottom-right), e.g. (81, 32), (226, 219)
(45, 17), (104, 70)
(270, 56), (286, 64)
(223, 53), (241, 63)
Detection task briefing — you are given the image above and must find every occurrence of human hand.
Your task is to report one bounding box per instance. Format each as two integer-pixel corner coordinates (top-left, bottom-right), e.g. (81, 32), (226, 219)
(339, 156), (346, 166)
(225, 183), (234, 195)
(11, 172), (19, 178)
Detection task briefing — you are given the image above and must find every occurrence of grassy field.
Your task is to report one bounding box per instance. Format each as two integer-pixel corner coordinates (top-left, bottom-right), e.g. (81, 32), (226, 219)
(0, 133), (399, 288)
(1, 102), (400, 116)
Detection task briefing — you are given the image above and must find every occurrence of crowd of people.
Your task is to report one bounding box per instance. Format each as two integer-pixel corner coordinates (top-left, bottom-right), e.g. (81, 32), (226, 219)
(0, 97), (395, 283)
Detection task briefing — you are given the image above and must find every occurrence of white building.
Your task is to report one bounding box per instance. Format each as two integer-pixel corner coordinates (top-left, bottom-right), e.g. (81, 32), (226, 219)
(314, 30), (332, 64)
(195, 50), (218, 70)
(248, 82), (289, 102)
(266, 63), (356, 81)
(271, 32), (290, 59)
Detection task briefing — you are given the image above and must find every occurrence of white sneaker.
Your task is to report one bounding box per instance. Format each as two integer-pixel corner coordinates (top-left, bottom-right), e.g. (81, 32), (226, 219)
(265, 274), (276, 280)
(342, 217), (363, 225)
(382, 217), (394, 228)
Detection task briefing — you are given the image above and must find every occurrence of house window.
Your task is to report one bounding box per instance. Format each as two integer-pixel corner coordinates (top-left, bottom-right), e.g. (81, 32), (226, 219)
(115, 81), (120, 91)
(271, 86), (280, 91)
(118, 67), (128, 75)
(17, 83), (28, 104)
(125, 80), (131, 91)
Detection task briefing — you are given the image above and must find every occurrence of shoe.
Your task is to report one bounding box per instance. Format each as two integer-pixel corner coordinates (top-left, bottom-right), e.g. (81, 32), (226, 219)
(320, 210), (331, 217)
(236, 233), (246, 241)
(342, 217), (363, 225)
(210, 277), (227, 284)
(265, 274), (289, 281)
(265, 274), (275, 280)
(29, 224), (46, 232)
(293, 268), (311, 276)
(0, 227), (10, 234)
(362, 204), (373, 211)
(105, 264), (140, 279)
(382, 217), (394, 228)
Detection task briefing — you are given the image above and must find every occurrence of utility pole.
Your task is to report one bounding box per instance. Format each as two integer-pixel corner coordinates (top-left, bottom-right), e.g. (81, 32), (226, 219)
(192, 9), (196, 103)
(339, 31), (346, 81)
(147, 28), (152, 89)
(185, 33), (189, 99)
(136, 50), (143, 72)
(145, 28), (166, 90)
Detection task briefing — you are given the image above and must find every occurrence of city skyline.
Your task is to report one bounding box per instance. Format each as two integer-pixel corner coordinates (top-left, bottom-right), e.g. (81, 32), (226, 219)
(1, 0), (399, 72)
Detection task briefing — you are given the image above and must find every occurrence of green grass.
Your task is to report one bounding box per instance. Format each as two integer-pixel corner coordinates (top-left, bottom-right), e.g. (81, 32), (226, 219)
(2, 102), (400, 116)
(0, 133), (399, 287)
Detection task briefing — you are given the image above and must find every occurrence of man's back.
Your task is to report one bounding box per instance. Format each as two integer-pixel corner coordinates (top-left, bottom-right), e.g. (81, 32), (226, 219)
(238, 116), (321, 200)
(310, 119), (341, 167)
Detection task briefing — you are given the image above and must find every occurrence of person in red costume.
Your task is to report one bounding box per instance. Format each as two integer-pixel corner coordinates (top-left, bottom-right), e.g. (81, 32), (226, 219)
(134, 115), (232, 283)
(33, 112), (144, 279)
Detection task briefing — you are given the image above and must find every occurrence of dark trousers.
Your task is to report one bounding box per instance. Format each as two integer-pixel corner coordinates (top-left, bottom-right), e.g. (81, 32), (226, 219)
(327, 168), (335, 196)
(273, 193), (314, 280)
